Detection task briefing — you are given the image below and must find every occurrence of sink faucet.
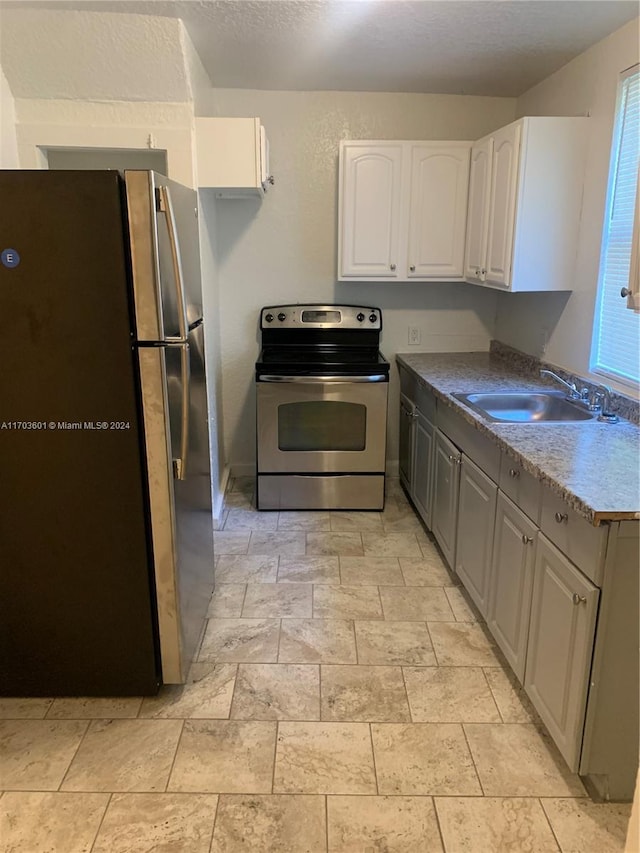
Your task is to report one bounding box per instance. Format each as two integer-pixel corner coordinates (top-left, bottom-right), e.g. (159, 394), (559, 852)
(539, 369), (582, 400)
(591, 383), (619, 423)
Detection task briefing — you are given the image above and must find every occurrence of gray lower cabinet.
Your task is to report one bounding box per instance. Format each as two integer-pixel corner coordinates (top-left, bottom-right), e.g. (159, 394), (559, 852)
(525, 533), (599, 772)
(432, 428), (461, 568)
(399, 393), (416, 490)
(412, 409), (436, 528)
(487, 491), (537, 682)
(455, 454), (497, 619)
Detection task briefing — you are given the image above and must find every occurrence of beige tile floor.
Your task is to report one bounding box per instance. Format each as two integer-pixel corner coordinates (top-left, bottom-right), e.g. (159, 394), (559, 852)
(0, 476), (632, 852)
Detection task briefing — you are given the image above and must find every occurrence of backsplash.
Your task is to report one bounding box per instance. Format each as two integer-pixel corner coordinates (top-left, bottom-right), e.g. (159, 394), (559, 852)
(490, 341), (640, 425)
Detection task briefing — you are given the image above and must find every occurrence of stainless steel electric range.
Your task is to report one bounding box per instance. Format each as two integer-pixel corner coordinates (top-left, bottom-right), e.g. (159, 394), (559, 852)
(255, 304), (390, 510)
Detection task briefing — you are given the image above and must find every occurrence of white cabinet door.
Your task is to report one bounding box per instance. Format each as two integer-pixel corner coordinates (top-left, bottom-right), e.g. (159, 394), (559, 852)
(455, 455), (498, 618)
(412, 409), (436, 529)
(432, 429), (461, 569)
(488, 491), (537, 681)
(195, 117), (269, 196)
(399, 393), (416, 491)
(525, 534), (599, 771)
(464, 138), (493, 282)
(485, 122), (521, 288)
(339, 144), (403, 278)
(408, 144), (471, 279)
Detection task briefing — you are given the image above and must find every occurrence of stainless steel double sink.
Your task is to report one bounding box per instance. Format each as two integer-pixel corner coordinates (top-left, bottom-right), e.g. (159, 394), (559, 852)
(452, 391), (597, 423)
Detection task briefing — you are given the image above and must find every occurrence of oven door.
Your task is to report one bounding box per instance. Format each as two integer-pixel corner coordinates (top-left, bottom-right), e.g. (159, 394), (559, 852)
(256, 375), (388, 473)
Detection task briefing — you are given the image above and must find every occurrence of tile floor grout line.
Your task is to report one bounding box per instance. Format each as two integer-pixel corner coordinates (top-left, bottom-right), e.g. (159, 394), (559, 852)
(431, 796), (450, 853)
(478, 665), (503, 723)
(163, 718), (186, 794)
(352, 619), (360, 665)
(226, 663), (241, 720)
(368, 723), (380, 796)
(271, 720), (280, 794)
(460, 722), (486, 797)
(55, 718), (91, 792)
(324, 793), (329, 853)
(424, 621), (440, 667)
(399, 666), (415, 724)
(537, 797), (564, 852)
(87, 791), (113, 853)
(207, 794), (221, 853)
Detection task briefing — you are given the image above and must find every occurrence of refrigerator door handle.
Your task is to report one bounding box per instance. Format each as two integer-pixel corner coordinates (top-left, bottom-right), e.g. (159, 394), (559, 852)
(157, 185), (189, 344)
(172, 341), (191, 481)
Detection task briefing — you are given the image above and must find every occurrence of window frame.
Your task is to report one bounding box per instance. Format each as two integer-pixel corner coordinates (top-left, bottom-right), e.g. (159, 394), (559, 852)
(590, 63), (640, 391)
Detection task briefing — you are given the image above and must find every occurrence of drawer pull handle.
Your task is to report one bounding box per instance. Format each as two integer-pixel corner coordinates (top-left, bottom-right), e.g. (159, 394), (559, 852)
(509, 468), (520, 479)
(522, 535), (534, 545)
(554, 512), (569, 524)
(572, 593), (587, 605)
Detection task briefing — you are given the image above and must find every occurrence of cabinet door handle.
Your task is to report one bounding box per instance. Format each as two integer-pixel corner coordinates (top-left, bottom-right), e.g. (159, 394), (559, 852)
(522, 535), (534, 545)
(448, 454), (461, 465)
(509, 468), (520, 479)
(554, 512), (569, 524)
(621, 287), (631, 298)
(572, 593), (587, 605)
(409, 265), (416, 272)
(390, 263), (397, 271)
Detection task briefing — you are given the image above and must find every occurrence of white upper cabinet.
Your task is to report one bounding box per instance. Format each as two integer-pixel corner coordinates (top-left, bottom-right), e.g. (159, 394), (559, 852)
(407, 144), (471, 279)
(339, 143), (403, 278)
(338, 140), (471, 281)
(485, 122), (521, 288)
(464, 116), (588, 292)
(195, 117), (272, 197)
(464, 138), (492, 281)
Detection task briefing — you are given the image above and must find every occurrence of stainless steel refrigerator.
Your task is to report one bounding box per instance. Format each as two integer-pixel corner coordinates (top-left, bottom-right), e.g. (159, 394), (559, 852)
(0, 169), (215, 695)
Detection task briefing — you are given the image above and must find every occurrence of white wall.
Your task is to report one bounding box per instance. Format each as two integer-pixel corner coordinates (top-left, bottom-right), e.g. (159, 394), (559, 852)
(494, 18), (639, 394)
(0, 65), (18, 167)
(200, 88), (516, 473)
(197, 193), (227, 519)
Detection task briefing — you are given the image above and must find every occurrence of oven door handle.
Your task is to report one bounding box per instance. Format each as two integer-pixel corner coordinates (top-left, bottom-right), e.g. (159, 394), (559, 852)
(258, 374), (388, 383)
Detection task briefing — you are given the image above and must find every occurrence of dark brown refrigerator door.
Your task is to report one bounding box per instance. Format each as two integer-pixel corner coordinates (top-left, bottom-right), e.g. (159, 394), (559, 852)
(0, 170), (160, 695)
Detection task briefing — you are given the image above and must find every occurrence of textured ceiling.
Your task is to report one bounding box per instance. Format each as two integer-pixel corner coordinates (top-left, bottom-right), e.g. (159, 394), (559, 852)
(1, 1), (638, 99)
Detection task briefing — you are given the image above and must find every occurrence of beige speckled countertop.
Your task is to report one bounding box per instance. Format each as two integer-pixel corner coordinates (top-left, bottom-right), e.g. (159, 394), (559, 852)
(396, 351), (640, 526)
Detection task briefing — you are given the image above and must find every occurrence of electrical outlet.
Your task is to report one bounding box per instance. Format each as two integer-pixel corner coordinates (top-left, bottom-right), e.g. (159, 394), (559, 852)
(408, 326), (421, 346)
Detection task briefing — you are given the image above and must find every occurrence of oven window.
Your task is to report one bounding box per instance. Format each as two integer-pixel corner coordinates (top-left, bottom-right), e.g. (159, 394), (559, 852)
(278, 401), (366, 451)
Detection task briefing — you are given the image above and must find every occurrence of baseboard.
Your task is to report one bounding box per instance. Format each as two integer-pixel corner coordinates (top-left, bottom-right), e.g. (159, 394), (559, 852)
(230, 462), (256, 479)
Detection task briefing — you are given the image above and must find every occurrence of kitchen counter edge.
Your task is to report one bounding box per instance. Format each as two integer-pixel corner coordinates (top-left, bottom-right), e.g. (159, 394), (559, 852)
(396, 352), (640, 527)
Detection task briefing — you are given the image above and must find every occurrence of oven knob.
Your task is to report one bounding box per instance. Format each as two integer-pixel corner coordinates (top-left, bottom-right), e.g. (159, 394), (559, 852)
(278, 312), (286, 322)
(265, 313), (274, 323)
(357, 312), (365, 322)
(369, 313), (377, 323)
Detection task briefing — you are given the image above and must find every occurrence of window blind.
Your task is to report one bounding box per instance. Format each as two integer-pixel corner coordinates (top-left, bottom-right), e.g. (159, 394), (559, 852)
(592, 66), (640, 385)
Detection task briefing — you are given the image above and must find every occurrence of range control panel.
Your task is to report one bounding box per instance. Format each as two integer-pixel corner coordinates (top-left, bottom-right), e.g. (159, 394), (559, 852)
(261, 304), (382, 331)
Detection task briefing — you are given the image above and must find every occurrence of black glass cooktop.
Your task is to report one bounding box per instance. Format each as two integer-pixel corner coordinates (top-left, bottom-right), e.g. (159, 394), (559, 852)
(256, 346), (390, 377)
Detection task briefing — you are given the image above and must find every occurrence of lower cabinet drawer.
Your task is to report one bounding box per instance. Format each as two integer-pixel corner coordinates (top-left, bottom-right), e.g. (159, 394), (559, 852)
(540, 490), (608, 586)
(499, 454), (541, 525)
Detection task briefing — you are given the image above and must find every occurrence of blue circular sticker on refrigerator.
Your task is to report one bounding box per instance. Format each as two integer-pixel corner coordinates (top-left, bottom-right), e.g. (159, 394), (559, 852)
(1, 249), (20, 268)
